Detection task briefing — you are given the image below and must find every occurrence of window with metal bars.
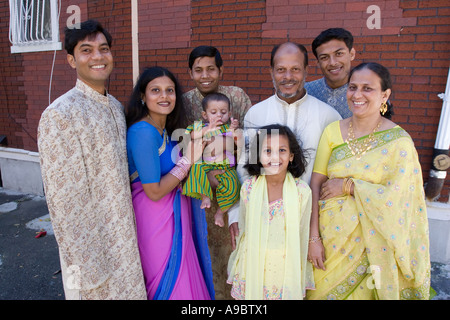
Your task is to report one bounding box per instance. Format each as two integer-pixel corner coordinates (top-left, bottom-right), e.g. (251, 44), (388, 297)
(9, 0), (61, 53)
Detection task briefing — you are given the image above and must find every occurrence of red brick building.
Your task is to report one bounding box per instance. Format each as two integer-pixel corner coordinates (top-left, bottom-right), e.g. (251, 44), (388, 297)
(0, 0), (449, 200)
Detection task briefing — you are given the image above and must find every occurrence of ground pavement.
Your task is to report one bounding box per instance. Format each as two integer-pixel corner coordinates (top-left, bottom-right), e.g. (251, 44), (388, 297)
(0, 187), (449, 300)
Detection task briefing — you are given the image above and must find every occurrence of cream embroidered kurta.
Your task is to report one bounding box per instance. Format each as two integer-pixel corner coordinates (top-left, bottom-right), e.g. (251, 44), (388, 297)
(38, 79), (146, 300)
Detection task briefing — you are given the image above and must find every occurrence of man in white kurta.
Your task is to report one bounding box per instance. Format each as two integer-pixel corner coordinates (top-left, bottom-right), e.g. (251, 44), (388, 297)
(228, 42), (341, 248)
(38, 20), (146, 300)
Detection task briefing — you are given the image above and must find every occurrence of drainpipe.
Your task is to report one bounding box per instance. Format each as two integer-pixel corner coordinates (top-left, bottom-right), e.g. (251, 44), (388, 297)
(425, 67), (450, 201)
(131, 0), (139, 86)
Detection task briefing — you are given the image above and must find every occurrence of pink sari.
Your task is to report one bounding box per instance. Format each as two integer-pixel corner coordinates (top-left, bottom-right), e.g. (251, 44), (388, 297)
(131, 181), (213, 300)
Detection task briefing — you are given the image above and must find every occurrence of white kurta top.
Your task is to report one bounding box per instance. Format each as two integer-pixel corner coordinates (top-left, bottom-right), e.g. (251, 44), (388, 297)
(38, 79), (146, 300)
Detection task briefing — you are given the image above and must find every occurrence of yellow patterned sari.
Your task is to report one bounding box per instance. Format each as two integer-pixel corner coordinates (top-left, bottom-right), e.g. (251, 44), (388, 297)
(307, 124), (431, 300)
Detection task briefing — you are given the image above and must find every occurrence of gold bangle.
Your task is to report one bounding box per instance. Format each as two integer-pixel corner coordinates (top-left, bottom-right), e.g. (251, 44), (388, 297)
(345, 178), (353, 195)
(342, 178), (354, 195)
(342, 178), (348, 194)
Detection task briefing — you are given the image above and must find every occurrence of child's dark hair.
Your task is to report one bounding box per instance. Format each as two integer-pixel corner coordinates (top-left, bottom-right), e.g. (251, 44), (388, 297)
(201, 92), (230, 112)
(64, 20), (112, 56)
(244, 124), (307, 178)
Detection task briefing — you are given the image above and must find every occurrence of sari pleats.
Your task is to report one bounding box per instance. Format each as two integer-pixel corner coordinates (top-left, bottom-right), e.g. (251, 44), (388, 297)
(131, 181), (213, 300)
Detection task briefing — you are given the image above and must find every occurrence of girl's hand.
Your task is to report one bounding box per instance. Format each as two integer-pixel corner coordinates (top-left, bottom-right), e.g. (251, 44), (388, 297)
(229, 222), (239, 251)
(308, 240), (326, 270)
(319, 178), (345, 200)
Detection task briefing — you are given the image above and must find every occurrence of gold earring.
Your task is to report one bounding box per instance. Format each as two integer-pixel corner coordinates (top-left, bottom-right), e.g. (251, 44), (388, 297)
(380, 102), (388, 115)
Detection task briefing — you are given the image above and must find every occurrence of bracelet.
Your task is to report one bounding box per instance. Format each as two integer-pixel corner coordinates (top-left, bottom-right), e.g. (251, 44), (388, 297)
(342, 178), (354, 195)
(309, 236), (322, 243)
(169, 156), (191, 181)
(177, 156), (191, 169)
(347, 178), (354, 194)
(342, 178), (347, 194)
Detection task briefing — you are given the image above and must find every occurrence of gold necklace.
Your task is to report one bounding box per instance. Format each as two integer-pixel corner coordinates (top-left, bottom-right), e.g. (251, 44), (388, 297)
(147, 115), (169, 144)
(345, 119), (381, 160)
(147, 115), (164, 132)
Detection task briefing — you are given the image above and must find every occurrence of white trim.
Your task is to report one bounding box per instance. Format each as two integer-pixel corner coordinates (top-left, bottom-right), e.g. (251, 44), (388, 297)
(427, 201), (450, 264)
(0, 147), (40, 163)
(429, 169), (448, 179)
(427, 201), (450, 220)
(10, 41), (61, 53)
(131, 0), (139, 86)
(435, 67), (450, 150)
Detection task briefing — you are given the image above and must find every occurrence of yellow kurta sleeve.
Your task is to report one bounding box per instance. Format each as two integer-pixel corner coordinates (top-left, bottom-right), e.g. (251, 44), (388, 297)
(313, 121), (343, 176)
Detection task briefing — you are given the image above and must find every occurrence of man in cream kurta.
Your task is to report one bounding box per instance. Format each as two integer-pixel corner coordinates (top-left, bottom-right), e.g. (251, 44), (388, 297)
(38, 20), (146, 300)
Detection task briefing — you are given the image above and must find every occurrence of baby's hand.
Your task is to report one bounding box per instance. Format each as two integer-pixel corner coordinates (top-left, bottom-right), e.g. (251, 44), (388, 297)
(229, 117), (239, 130)
(208, 116), (221, 129)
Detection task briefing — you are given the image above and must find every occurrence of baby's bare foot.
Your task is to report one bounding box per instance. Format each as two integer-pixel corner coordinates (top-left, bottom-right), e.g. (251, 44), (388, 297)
(214, 211), (224, 227)
(200, 196), (211, 209)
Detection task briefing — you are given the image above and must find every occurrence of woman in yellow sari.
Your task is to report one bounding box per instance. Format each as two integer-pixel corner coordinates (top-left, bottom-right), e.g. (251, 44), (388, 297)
(307, 62), (431, 300)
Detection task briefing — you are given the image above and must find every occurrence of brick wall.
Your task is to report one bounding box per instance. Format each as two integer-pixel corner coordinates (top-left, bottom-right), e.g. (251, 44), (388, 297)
(0, 3), (27, 149)
(0, 0), (88, 151)
(0, 0), (449, 200)
(139, 0), (191, 50)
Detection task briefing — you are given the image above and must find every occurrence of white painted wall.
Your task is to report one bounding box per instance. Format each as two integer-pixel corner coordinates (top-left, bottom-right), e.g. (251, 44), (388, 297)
(0, 147), (44, 196)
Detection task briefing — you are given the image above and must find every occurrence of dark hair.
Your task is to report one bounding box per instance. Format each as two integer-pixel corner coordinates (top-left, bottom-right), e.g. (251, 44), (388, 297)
(270, 42), (308, 69)
(64, 20), (112, 55)
(188, 45), (223, 69)
(348, 62), (394, 119)
(244, 124), (307, 178)
(201, 92), (230, 112)
(126, 66), (186, 133)
(311, 28), (354, 58)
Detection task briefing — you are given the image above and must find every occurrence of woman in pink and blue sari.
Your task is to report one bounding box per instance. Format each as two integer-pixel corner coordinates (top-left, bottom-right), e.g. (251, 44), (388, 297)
(126, 66), (214, 300)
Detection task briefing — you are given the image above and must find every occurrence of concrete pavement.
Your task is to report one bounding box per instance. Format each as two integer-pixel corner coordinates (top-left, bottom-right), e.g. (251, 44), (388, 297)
(0, 187), (448, 300)
(0, 188), (63, 299)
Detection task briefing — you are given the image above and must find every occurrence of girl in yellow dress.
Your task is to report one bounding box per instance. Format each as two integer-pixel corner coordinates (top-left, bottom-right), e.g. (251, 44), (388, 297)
(227, 124), (315, 300)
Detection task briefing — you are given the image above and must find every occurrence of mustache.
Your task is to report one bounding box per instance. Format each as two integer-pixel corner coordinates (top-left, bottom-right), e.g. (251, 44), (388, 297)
(279, 80), (299, 85)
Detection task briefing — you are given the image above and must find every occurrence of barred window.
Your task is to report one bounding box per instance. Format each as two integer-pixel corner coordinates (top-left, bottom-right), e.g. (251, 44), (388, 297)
(9, 0), (61, 53)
